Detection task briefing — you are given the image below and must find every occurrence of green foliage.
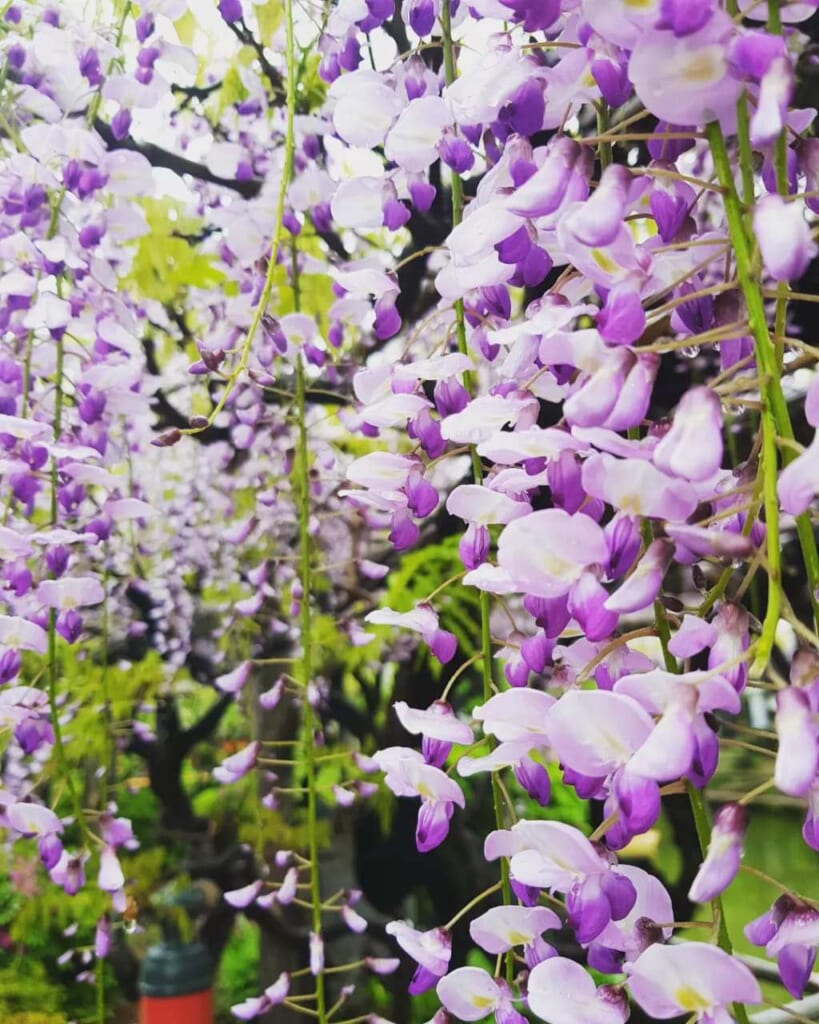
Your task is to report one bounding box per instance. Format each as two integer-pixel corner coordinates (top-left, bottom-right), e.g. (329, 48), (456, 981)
(298, 53), (328, 113)
(214, 918), (260, 1018)
(6, 1015), (67, 1024)
(216, 65), (250, 117)
(0, 960), (66, 1022)
(173, 8), (197, 46)
(383, 535), (482, 660)
(255, 0), (282, 45)
(125, 199), (225, 303)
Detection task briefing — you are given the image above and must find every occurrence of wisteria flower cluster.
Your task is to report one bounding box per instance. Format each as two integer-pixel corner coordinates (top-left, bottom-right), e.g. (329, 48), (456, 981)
(1, 0), (819, 1021)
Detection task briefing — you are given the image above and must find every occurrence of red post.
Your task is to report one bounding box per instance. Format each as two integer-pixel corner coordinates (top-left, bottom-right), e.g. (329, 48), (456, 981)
(139, 988), (214, 1024)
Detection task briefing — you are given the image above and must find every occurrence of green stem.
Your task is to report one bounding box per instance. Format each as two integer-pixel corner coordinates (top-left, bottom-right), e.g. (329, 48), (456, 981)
(440, 0), (513, 981)
(188, 0), (297, 434)
(295, 351), (326, 1023)
(645, 522), (675, 672)
(291, 62), (325, 1013)
(642, 524), (749, 1019)
(96, 958), (106, 1024)
(767, 0), (790, 376)
(734, 98), (756, 210)
(706, 123), (819, 658)
(686, 782), (750, 1024)
(47, 336), (86, 834)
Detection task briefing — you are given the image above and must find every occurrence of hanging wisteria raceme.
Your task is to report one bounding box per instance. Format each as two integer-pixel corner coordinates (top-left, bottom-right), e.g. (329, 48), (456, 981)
(2, 0), (819, 1021)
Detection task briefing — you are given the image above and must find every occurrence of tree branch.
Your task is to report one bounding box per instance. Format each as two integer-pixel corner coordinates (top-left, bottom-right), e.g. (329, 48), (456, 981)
(181, 692), (236, 754)
(94, 118), (263, 199)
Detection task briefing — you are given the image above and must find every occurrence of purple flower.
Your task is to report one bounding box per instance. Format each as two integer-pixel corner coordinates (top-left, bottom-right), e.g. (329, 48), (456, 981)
(231, 973), (289, 1019)
(219, 0), (243, 21)
(627, 942), (761, 1019)
(78, 224), (104, 250)
(754, 195), (817, 282)
(469, 905), (559, 955)
(393, 700), (473, 768)
(50, 851), (87, 895)
(653, 387), (724, 481)
(386, 921), (450, 994)
(657, 0), (716, 36)
(629, 13), (742, 127)
(95, 916), (111, 959)
(498, 509), (608, 599)
(213, 741), (259, 784)
(98, 846), (124, 892)
(688, 803), (748, 903)
(528, 956), (629, 1024)
(437, 968), (524, 1023)
(597, 288), (646, 346)
(111, 108), (132, 141)
(7, 802), (63, 837)
(775, 688), (818, 796)
(746, 895), (819, 997)
(373, 746), (465, 852)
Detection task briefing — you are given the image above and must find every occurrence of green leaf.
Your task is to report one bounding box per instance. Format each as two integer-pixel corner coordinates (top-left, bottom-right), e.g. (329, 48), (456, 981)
(255, 0), (282, 45)
(174, 9), (197, 46)
(216, 64), (250, 117)
(125, 199), (225, 304)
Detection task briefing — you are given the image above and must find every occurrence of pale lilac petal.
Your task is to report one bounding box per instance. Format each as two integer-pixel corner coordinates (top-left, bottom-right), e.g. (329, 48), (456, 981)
(264, 973), (289, 1003)
(627, 942), (761, 1018)
(653, 387), (723, 481)
(604, 540), (672, 615)
(582, 453), (698, 521)
(213, 741), (259, 783)
(564, 165), (632, 248)
(446, 484), (531, 525)
(231, 996), (269, 1019)
(507, 824), (607, 892)
(498, 509), (608, 598)
(629, 15), (742, 127)
(330, 71), (402, 148)
(593, 865), (674, 956)
(384, 96), (453, 173)
(627, 696), (696, 781)
(775, 688), (819, 796)
(546, 690), (654, 777)
(778, 436), (819, 515)
(528, 956), (629, 1024)
(224, 881), (263, 908)
(754, 194), (818, 282)
(394, 701), (473, 745)
(688, 804), (747, 903)
(750, 56), (794, 147)
(440, 394), (537, 444)
(36, 577), (105, 609)
(470, 905), (560, 955)
(98, 846), (125, 893)
(7, 802), (63, 837)
(457, 738), (536, 777)
(667, 615), (719, 658)
(215, 661), (252, 694)
(504, 137), (580, 218)
(385, 921), (450, 976)
(474, 689), (555, 743)
(806, 375), (819, 428)
(437, 967), (500, 1021)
